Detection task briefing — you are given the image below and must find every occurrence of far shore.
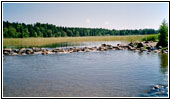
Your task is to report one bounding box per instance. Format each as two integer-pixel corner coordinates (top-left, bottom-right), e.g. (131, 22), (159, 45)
(3, 35), (157, 48)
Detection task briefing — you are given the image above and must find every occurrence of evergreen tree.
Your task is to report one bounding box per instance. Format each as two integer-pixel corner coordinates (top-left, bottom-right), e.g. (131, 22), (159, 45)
(157, 19), (168, 47)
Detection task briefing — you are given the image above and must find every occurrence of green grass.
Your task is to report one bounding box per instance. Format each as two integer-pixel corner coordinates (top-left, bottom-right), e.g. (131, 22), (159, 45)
(142, 34), (159, 42)
(3, 35), (156, 48)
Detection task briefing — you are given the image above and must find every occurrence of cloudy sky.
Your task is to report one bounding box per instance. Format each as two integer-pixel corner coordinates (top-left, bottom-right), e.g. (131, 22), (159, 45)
(3, 2), (169, 30)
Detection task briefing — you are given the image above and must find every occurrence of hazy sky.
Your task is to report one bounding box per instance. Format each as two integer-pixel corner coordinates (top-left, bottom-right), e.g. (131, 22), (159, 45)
(3, 3), (168, 30)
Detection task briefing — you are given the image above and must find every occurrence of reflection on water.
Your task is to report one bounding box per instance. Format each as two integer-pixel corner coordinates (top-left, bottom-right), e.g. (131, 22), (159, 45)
(41, 42), (81, 48)
(3, 41), (168, 97)
(159, 53), (168, 74)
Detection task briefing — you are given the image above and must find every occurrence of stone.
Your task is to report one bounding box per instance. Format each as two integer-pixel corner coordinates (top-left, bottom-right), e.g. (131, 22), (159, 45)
(4, 48), (12, 52)
(154, 50), (159, 53)
(32, 47), (40, 52)
(18, 48), (26, 54)
(158, 46), (162, 49)
(26, 49), (34, 54)
(101, 44), (107, 47)
(137, 42), (145, 48)
(3, 51), (10, 55)
(128, 42), (135, 47)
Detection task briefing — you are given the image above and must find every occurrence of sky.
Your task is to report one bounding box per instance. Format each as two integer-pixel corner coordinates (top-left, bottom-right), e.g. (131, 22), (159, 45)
(3, 2), (169, 30)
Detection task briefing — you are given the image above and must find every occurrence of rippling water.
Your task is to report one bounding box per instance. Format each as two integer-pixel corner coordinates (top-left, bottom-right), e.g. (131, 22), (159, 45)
(3, 42), (168, 97)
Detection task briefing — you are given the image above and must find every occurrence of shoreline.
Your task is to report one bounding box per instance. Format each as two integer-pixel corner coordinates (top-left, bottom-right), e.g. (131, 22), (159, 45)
(3, 41), (168, 56)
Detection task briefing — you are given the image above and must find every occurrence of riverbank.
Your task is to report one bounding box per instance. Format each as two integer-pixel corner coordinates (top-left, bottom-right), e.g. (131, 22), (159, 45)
(3, 35), (157, 48)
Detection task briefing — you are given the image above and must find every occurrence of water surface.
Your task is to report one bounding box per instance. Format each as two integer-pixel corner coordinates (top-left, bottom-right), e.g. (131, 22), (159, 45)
(3, 42), (168, 97)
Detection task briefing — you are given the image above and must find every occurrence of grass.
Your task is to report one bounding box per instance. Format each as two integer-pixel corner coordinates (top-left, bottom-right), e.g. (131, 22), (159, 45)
(142, 34), (159, 42)
(3, 35), (156, 48)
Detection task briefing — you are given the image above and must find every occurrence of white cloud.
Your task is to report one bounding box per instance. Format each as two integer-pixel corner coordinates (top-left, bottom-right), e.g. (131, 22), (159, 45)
(85, 18), (91, 24)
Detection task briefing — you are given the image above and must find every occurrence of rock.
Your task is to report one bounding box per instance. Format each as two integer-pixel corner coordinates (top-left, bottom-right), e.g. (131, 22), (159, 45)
(118, 47), (123, 50)
(117, 44), (121, 46)
(154, 50), (159, 53)
(146, 46), (152, 50)
(128, 42), (135, 47)
(4, 48), (12, 52)
(42, 51), (48, 55)
(3, 48), (12, 55)
(32, 47), (40, 52)
(13, 49), (19, 53)
(137, 42), (145, 48)
(154, 85), (160, 89)
(135, 40), (140, 44)
(72, 48), (78, 52)
(3, 51), (10, 55)
(11, 52), (18, 56)
(26, 49), (34, 54)
(112, 46), (118, 49)
(52, 48), (59, 52)
(106, 44), (112, 48)
(145, 41), (149, 43)
(18, 48), (26, 54)
(82, 48), (89, 52)
(58, 49), (65, 52)
(41, 48), (48, 52)
(119, 44), (129, 49)
(158, 46), (162, 49)
(98, 46), (105, 51)
(89, 47), (97, 51)
(101, 44), (107, 47)
(128, 46), (135, 50)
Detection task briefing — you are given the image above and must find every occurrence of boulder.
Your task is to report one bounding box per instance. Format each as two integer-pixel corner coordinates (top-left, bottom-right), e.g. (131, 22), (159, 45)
(3, 51), (10, 55)
(137, 42), (145, 48)
(154, 50), (160, 53)
(18, 48), (26, 54)
(158, 46), (162, 49)
(11, 52), (18, 56)
(4, 48), (12, 52)
(146, 46), (152, 50)
(32, 47), (40, 52)
(128, 46), (136, 50)
(26, 49), (34, 54)
(52, 48), (59, 52)
(128, 42), (135, 47)
(135, 40), (140, 44)
(13, 49), (19, 53)
(42, 51), (48, 55)
(57, 49), (65, 52)
(101, 44), (107, 47)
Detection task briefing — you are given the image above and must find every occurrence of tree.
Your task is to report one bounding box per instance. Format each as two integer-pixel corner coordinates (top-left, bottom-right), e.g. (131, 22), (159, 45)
(8, 26), (16, 37)
(157, 19), (168, 47)
(61, 31), (67, 37)
(3, 27), (8, 37)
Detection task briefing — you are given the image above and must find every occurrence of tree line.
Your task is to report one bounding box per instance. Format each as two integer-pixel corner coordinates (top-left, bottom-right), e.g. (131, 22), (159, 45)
(3, 21), (159, 38)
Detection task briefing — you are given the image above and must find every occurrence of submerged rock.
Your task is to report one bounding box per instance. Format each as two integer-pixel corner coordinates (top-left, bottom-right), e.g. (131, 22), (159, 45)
(140, 84), (168, 97)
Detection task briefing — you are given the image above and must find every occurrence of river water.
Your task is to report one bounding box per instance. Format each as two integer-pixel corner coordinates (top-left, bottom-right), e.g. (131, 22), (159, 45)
(3, 41), (168, 97)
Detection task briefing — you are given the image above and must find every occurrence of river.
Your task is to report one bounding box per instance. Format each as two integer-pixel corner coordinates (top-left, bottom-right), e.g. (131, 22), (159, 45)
(3, 41), (168, 97)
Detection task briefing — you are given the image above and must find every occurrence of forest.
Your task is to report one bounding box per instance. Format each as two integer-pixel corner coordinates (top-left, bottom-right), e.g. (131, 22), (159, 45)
(3, 21), (159, 38)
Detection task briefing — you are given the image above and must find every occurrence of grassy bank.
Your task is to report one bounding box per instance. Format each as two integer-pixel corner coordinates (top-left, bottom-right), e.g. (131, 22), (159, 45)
(3, 35), (157, 48)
